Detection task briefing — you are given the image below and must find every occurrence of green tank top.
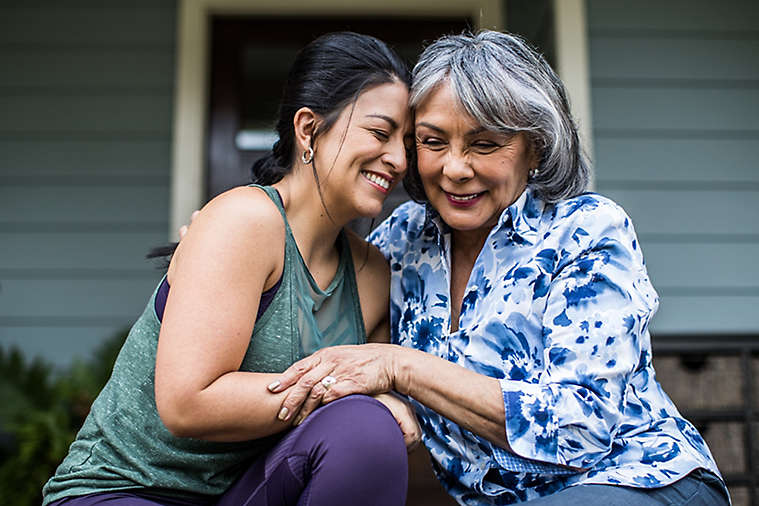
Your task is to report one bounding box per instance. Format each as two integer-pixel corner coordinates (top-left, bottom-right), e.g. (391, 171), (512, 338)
(42, 185), (366, 504)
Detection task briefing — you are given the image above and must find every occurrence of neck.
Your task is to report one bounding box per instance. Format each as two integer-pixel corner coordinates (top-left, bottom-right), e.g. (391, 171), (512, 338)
(450, 227), (491, 265)
(273, 171), (348, 265)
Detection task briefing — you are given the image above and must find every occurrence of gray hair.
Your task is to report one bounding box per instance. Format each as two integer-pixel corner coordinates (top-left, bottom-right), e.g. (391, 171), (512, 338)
(406, 30), (590, 203)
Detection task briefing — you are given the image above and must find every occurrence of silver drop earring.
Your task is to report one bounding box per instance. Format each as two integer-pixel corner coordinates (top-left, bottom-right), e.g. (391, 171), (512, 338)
(301, 146), (314, 165)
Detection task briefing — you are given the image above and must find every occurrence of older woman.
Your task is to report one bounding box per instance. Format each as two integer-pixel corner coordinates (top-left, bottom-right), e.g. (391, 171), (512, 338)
(269, 31), (729, 505)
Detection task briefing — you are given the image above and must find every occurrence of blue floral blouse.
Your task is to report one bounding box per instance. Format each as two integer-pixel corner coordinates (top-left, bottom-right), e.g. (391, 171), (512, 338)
(368, 188), (725, 504)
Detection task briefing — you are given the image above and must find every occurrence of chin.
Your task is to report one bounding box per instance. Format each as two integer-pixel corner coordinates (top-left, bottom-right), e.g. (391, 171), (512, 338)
(346, 197), (384, 220)
(359, 202), (385, 219)
(437, 210), (491, 233)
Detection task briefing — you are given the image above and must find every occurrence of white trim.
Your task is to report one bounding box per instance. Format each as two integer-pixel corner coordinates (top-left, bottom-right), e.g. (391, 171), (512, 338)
(170, 0), (503, 239)
(170, 1), (208, 241)
(552, 0), (594, 188)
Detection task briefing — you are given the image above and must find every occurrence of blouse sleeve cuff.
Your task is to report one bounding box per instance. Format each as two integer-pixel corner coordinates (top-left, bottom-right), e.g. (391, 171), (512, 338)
(500, 378), (565, 466)
(499, 378), (612, 471)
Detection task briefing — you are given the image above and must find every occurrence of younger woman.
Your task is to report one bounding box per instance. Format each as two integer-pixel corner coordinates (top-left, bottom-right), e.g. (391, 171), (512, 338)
(42, 32), (416, 506)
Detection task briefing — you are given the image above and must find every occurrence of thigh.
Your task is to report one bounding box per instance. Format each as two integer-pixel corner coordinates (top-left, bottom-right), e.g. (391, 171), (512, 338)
(522, 483), (667, 506)
(644, 470), (729, 506)
(522, 471), (729, 506)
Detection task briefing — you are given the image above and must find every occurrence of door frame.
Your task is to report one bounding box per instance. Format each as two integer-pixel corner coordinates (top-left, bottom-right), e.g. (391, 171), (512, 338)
(169, 0), (591, 238)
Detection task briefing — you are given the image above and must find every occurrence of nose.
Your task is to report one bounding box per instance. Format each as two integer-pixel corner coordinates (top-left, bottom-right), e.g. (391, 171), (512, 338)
(382, 135), (408, 176)
(442, 151), (473, 182)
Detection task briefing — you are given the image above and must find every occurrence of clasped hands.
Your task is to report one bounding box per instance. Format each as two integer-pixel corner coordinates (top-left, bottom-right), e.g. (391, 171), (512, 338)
(267, 344), (421, 451)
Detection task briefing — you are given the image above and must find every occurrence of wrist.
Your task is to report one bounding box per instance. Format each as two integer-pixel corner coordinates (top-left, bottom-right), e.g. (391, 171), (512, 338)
(390, 345), (414, 397)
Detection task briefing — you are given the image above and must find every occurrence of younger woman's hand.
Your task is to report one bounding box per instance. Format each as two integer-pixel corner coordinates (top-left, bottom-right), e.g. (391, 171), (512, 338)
(373, 392), (421, 452)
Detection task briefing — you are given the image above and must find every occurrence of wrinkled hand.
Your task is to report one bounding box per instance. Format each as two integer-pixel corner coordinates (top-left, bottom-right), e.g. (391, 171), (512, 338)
(178, 210), (201, 240)
(268, 344), (397, 425)
(373, 392), (421, 452)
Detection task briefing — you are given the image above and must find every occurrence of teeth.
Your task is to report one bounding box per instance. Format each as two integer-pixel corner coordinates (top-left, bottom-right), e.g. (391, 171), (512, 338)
(449, 193), (480, 201)
(362, 171), (390, 190)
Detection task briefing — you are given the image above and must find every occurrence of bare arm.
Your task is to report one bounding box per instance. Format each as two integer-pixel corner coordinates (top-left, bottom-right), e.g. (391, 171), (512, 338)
(392, 347), (508, 448)
(155, 187), (293, 442)
(270, 344), (510, 449)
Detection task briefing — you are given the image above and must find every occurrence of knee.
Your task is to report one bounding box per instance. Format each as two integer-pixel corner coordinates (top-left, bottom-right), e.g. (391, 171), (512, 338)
(310, 395), (407, 471)
(291, 396), (408, 505)
(320, 395), (404, 445)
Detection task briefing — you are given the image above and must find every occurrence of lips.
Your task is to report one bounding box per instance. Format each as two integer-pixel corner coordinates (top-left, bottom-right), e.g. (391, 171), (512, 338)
(361, 170), (392, 193)
(444, 190), (485, 207)
(447, 192), (482, 202)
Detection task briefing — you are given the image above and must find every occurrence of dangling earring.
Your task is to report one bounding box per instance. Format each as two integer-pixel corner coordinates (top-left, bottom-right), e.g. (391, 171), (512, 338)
(529, 167), (539, 179)
(301, 146), (314, 165)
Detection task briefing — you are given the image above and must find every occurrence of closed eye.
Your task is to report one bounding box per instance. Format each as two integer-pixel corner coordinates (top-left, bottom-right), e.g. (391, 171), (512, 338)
(370, 129), (390, 141)
(417, 136), (446, 150)
(471, 141), (501, 153)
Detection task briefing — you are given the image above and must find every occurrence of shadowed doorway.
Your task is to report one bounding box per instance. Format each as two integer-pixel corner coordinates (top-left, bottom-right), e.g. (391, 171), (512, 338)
(207, 16), (472, 231)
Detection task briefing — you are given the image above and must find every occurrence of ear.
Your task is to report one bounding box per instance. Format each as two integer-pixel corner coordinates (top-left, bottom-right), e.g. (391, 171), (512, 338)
(293, 107), (318, 153)
(526, 136), (541, 171)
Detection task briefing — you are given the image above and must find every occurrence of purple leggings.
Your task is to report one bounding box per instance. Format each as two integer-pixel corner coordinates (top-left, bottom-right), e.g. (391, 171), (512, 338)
(48, 395), (408, 506)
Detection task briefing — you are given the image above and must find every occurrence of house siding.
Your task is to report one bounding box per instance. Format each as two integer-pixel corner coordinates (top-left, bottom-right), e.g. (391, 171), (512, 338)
(587, 0), (759, 333)
(2, 0), (756, 357)
(0, 1), (176, 367)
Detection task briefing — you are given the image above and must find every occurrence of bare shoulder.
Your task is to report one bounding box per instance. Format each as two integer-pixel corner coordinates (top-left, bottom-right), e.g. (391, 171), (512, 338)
(204, 186), (283, 228)
(191, 186), (284, 245)
(169, 186), (285, 283)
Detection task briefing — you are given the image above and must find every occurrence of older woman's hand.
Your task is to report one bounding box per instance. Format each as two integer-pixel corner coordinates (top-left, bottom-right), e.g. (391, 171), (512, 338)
(178, 210), (201, 239)
(268, 343), (398, 423)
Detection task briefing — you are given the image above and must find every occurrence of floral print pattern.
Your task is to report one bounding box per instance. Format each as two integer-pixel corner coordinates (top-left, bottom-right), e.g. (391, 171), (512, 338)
(368, 188), (724, 504)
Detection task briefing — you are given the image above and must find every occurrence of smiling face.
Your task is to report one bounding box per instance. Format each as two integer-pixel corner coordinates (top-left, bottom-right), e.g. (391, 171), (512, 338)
(415, 81), (536, 237)
(313, 80), (412, 220)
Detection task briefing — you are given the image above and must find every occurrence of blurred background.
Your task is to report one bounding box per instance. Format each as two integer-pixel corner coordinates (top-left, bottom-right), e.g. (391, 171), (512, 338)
(1, 0), (757, 504)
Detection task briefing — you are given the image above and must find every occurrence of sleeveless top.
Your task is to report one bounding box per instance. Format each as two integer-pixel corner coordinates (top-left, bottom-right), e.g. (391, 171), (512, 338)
(42, 185), (367, 504)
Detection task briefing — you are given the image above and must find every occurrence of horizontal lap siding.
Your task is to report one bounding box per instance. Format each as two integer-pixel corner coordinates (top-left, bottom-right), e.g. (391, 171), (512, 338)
(587, 0), (759, 334)
(0, 1), (176, 368)
(1, 186), (169, 223)
(0, 279), (158, 320)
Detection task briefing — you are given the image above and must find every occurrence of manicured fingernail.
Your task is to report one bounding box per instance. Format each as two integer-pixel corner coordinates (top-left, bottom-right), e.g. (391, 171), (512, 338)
(268, 381), (280, 392)
(277, 407), (289, 421)
(294, 417), (303, 427)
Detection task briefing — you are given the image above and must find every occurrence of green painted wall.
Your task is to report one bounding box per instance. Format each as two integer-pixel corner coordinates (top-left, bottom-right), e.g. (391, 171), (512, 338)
(0, 1), (176, 367)
(2, 0), (756, 368)
(587, 0), (759, 333)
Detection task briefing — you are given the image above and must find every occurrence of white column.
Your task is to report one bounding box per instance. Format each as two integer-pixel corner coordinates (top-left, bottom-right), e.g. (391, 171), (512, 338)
(553, 0), (594, 186)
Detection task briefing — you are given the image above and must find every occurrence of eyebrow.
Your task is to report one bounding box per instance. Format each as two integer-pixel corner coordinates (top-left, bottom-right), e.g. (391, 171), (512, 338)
(466, 126), (487, 136)
(366, 114), (398, 130)
(416, 122), (487, 137)
(415, 121), (444, 134)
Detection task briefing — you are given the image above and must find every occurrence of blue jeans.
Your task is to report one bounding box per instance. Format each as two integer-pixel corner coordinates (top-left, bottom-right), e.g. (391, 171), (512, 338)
(522, 469), (729, 505)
